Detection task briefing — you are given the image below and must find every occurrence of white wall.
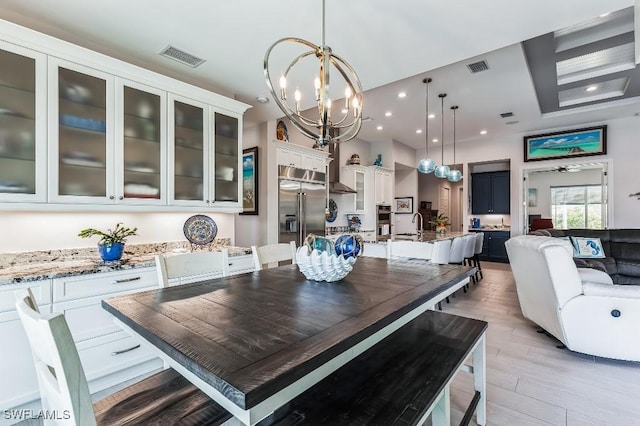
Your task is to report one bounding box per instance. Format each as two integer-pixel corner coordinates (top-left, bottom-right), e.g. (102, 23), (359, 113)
(0, 212), (235, 253)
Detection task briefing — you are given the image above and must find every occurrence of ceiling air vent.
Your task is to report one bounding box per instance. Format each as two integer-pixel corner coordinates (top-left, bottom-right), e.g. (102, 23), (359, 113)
(500, 112), (514, 118)
(159, 45), (206, 68)
(467, 60), (489, 73)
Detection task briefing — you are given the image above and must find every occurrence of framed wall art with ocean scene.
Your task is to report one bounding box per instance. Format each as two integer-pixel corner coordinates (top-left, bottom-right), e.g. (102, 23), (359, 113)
(523, 125), (607, 162)
(240, 147), (258, 215)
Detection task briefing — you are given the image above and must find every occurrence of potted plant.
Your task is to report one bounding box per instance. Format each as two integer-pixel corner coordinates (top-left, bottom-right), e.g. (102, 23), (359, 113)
(78, 222), (138, 261)
(428, 213), (450, 233)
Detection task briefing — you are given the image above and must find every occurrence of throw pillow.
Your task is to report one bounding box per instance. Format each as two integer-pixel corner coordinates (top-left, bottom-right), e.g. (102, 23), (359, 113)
(572, 237), (606, 258)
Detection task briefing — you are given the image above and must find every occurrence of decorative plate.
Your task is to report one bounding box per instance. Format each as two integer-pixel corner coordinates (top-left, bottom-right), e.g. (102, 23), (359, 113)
(183, 214), (218, 245)
(276, 120), (289, 142)
(326, 198), (338, 222)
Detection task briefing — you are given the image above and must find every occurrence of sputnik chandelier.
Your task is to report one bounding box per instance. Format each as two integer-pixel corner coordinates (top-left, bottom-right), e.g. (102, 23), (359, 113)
(263, 0), (363, 146)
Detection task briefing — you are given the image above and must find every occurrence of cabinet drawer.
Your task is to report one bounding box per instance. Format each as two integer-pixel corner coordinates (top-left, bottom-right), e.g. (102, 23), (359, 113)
(228, 254), (254, 275)
(53, 267), (156, 302)
(77, 331), (158, 383)
(0, 280), (51, 313)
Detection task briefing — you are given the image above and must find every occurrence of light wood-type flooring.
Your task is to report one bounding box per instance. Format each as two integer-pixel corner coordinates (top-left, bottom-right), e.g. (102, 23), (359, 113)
(445, 262), (640, 426)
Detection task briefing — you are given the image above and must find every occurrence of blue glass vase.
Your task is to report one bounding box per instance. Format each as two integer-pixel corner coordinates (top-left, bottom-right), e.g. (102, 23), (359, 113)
(99, 242), (124, 262)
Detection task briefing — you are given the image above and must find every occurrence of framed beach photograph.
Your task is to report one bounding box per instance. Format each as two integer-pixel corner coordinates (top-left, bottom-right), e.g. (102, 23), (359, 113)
(395, 196), (413, 214)
(240, 147), (258, 215)
(523, 125), (607, 162)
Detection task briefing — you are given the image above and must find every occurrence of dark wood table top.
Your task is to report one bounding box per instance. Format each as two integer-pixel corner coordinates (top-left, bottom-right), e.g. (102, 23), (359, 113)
(103, 257), (474, 411)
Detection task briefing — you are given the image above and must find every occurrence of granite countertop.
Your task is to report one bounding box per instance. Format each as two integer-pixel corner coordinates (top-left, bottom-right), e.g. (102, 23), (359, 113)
(470, 227), (511, 232)
(0, 240), (252, 285)
(391, 231), (467, 242)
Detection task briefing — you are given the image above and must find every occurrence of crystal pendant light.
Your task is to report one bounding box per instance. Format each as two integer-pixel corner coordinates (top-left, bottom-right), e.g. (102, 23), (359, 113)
(447, 105), (463, 182)
(434, 93), (450, 179)
(417, 78), (435, 174)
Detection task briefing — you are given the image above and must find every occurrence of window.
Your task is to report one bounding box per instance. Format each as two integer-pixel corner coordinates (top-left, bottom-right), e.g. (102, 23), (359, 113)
(551, 185), (603, 229)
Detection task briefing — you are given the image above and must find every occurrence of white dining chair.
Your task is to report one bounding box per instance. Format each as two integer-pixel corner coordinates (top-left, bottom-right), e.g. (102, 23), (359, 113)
(14, 289), (231, 425)
(462, 234), (478, 285)
(251, 241), (297, 271)
(386, 240), (433, 260)
(155, 250), (229, 288)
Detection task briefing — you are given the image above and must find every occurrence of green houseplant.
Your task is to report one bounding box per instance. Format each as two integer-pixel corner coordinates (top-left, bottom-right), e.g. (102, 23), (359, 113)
(428, 213), (450, 233)
(78, 222), (138, 261)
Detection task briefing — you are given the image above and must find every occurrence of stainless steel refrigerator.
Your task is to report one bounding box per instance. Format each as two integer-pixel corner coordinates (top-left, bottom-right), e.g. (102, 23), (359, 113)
(279, 165), (326, 246)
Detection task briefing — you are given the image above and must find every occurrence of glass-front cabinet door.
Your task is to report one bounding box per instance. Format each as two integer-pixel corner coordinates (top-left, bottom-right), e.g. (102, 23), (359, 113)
(49, 59), (114, 203)
(116, 79), (166, 204)
(355, 169), (365, 212)
(0, 42), (46, 202)
(169, 95), (209, 206)
(213, 112), (239, 203)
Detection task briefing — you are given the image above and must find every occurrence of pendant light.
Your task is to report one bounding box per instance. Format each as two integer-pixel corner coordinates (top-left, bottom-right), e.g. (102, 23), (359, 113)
(447, 105), (463, 182)
(434, 93), (450, 179)
(417, 78), (435, 174)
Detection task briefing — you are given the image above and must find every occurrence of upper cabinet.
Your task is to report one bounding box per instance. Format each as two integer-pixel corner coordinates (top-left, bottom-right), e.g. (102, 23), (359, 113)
(373, 167), (393, 205)
(471, 171), (510, 214)
(0, 22), (249, 211)
(0, 41), (47, 203)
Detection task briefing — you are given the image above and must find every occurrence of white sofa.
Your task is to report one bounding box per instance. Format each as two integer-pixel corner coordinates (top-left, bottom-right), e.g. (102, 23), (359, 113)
(506, 235), (640, 362)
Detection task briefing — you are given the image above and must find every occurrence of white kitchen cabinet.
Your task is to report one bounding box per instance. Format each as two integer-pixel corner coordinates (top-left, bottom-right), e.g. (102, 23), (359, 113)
(374, 167), (393, 205)
(1, 20), (249, 212)
(276, 144), (328, 172)
(0, 280), (51, 415)
(342, 165), (372, 215)
(0, 268), (166, 418)
(0, 41), (47, 204)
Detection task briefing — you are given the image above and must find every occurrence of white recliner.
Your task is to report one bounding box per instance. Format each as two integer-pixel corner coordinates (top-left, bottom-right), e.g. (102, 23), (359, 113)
(506, 235), (640, 362)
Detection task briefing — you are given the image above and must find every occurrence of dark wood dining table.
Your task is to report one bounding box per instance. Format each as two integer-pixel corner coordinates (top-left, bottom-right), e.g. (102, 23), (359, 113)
(102, 257), (476, 425)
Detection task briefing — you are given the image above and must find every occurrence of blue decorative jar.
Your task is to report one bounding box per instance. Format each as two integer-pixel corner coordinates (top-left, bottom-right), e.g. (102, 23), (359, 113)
(99, 242), (124, 262)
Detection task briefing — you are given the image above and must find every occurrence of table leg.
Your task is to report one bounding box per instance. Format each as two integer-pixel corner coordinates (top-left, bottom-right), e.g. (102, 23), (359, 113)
(430, 386), (451, 426)
(473, 334), (487, 425)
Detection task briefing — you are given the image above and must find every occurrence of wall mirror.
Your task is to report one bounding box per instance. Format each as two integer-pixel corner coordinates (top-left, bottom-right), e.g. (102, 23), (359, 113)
(522, 160), (609, 234)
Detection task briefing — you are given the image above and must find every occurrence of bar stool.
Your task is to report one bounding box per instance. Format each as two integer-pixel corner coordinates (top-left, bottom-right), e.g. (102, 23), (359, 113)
(472, 232), (484, 281)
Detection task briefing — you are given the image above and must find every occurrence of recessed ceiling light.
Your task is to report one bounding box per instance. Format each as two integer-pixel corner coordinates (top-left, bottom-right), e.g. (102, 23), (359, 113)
(416, 129), (422, 134)
(385, 111), (392, 117)
(428, 114), (435, 119)
(480, 130), (488, 135)
(376, 125), (383, 130)
(398, 92), (407, 98)
(432, 138), (438, 143)
(255, 96), (269, 104)
(586, 85), (598, 92)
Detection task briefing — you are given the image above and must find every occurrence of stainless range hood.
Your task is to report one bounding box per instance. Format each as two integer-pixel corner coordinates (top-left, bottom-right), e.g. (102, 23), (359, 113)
(328, 143), (356, 194)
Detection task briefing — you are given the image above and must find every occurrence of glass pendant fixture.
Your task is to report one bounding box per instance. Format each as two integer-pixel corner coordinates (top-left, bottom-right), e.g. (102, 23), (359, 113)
(417, 78), (435, 174)
(448, 105), (463, 182)
(434, 93), (450, 179)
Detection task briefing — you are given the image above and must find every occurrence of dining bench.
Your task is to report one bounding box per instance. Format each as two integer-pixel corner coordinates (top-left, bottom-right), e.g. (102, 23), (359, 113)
(258, 310), (487, 426)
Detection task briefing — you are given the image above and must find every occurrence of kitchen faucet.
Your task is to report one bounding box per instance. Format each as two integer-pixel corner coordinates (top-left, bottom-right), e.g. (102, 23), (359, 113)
(412, 212), (423, 237)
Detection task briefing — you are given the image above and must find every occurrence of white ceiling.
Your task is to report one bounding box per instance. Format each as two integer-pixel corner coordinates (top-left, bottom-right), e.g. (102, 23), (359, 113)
(0, 0), (636, 150)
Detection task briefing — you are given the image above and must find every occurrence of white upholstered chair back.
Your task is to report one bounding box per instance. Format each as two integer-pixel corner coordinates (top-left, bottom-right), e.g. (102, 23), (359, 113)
(505, 235), (583, 343)
(251, 241), (297, 271)
(462, 235), (476, 261)
(448, 237), (466, 264)
(155, 250), (230, 288)
(15, 289), (97, 426)
(474, 232), (484, 254)
(387, 240), (433, 260)
(429, 239), (452, 264)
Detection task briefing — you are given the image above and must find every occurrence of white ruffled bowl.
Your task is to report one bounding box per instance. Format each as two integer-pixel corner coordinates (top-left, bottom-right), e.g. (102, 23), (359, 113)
(296, 247), (357, 282)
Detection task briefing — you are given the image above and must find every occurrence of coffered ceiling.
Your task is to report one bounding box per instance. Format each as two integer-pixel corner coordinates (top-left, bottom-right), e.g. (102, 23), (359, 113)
(0, 0), (636, 150)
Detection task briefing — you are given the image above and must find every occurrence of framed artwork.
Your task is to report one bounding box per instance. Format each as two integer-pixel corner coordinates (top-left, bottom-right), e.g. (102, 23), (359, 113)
(395, 196), (413, 214)
(528, 188), (537, 207)
(523, 125), (607, 162)
(240, 147), (258, 215)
